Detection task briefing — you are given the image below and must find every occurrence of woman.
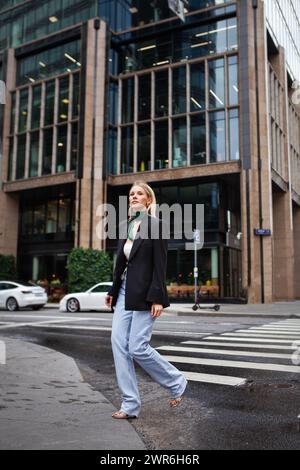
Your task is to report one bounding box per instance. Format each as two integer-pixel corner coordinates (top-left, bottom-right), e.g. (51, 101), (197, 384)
(106, 181), (187, 419)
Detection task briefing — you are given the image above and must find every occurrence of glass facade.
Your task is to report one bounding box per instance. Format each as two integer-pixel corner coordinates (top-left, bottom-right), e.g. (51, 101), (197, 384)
(8, 69), (80, 181)
(107, 180), (242, 299)
(0, 0), (97, 52)
(17, 39), (81, 86)
(99, 0), (234, 32)
(108, 52), (239, 174)
(115, 16), (237, 74)
(18, 185), (75, 284)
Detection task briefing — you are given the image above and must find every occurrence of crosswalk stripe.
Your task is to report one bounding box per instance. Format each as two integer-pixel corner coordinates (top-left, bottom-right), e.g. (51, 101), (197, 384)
(234, 329), (300, 337)
(161, 355), (300, 373)
(221, 332), (300, 340)
(182, 340), (298, 350)
(205, 336), (298, 344)
(156, 345), (292, 360)
(250, 326), (300, 331)
(182, 371), (247, 386)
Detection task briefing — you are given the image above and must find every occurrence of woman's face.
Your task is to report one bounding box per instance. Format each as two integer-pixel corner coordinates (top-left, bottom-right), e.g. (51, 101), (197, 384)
(129, 185), (151, 209)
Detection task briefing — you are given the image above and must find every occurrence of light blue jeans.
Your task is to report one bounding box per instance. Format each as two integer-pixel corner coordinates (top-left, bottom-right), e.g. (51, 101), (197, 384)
(111, 274), (187, 417)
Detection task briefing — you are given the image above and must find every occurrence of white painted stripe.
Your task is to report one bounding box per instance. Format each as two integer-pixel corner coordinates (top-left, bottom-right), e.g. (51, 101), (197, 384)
(251, 326), (300, 330)
(235, 329), (300, 336)
(33, 324), (112, 331)
(31, 323), (208, 337)
(182, 371), (247, 386)
(221, 332), (300, 339)
(161, 355), (300, 373)
(205, 336), (297, 344)
(182, 340), (298, 350)
(157, 345), (292, 359)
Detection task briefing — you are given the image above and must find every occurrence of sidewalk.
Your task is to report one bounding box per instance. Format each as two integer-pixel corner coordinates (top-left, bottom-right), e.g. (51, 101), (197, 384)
(46, 301), (300, 317)
(0, 337), (146, 450)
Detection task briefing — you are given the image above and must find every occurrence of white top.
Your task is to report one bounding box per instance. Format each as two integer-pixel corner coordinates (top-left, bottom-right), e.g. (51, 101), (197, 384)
(123, 240), (133, 260)
(123, 219), (142, 260)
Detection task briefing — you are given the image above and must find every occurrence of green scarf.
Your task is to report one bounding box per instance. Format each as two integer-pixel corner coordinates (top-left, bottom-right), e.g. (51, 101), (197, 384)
(127, 210), (147, 241)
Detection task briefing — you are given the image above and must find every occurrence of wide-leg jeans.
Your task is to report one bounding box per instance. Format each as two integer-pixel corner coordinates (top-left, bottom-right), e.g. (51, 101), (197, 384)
(111, 274), (187, 417)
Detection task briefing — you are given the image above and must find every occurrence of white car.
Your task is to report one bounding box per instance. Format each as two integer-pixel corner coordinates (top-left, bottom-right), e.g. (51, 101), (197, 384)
(59, 282), (113, 313)
(0, 281), (48, 311)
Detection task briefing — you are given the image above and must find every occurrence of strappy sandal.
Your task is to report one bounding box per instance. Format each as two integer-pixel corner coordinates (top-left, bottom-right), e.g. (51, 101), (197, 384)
(169, 396), (184, 408)
(111, 410), (137, 419)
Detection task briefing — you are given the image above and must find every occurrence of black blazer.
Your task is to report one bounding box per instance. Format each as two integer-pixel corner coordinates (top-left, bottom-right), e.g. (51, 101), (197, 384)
(108, 214), (170, 311)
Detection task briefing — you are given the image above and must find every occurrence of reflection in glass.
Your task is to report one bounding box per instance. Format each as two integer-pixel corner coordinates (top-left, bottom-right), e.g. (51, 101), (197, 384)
(8, 137), (14, 181)
(229, 108), (239, 160)
(58, 199), (71, 232)
(172, 67), (186, 115)
(16, 134), (26, 179)
(228, 55), (238, 106)
(72, 73), (80, 119)
(137, 124), (151, 172)
(16, 39), (81, 86)
(42, 128), (53, 175)
(58, 76), (69, 122)
(155, 120), (168, 169)
(173, 118), (187, 167)
(70, 122), (78, 171)
(190, 62), (205, 111)
(21, 208), (33, 236)
(18, 89), (28, 132)
(10, 92), (16, 134)
(44, 81), (55, 126)
(209, 111), (226, 162)
(57, 125), (68, 172)
(209, 58), (225, 108)
(108, 79), (118, 124)
(191, 114), (206, 165)
(155, 70), (168, 117)
(138, 74), (151, 121)
(122, 77), (134, 123)
(33, 204), (46, 235)
(121, 126), (133, 173)
(108, 127), (117, 174)
(29, 131), (39, 177)
(31, 85), (41, 129)
(46, 201), (57, 234)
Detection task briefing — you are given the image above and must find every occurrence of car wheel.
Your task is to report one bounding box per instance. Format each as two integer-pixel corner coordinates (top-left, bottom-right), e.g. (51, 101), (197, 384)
(66, 298), (80, 313)
(6, 297), (19, 312)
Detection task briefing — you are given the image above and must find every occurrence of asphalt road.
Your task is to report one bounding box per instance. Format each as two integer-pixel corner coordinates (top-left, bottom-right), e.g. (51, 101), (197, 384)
(0, 308), (300, 450)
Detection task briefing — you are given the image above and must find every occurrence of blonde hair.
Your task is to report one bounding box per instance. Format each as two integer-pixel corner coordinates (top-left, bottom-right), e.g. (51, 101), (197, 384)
(130, 181), (157, 217)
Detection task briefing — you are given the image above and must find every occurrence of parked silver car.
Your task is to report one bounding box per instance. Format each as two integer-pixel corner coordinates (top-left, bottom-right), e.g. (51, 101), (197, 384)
(59, 282), (113, 313)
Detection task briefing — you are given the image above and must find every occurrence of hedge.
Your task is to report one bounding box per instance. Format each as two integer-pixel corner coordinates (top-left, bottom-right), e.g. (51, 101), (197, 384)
(66, 247), (113, 293)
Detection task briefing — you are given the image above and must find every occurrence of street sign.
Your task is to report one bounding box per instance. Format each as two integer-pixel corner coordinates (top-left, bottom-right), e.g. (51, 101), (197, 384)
(193, 228), (201, 244)
(254, 228), (272, 236)
(168, 0), (187, 22)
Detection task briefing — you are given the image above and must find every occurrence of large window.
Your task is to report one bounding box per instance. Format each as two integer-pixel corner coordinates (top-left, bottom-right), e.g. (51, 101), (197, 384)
(108, 53), (239, 173)
(8, 71), (80, 181)
(116, 16), (237, 74)
(17, 40), (81, 86)
(99, 0), (234, 33)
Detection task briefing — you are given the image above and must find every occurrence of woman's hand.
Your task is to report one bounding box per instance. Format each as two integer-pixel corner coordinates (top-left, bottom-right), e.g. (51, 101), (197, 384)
(151, 304), (163, 318)
(105, 295), (113, 309)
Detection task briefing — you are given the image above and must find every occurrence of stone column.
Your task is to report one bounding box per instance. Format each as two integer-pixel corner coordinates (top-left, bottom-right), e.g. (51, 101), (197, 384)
(76, 19), (108, 251)
(238, 0), (273, 303)
(0, 49), (19, 256)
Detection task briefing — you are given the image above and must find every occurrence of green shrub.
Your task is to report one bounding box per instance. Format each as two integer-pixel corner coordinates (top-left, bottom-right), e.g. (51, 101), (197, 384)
(66, 247), (113, 293)
(0, 254), (17, 280)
